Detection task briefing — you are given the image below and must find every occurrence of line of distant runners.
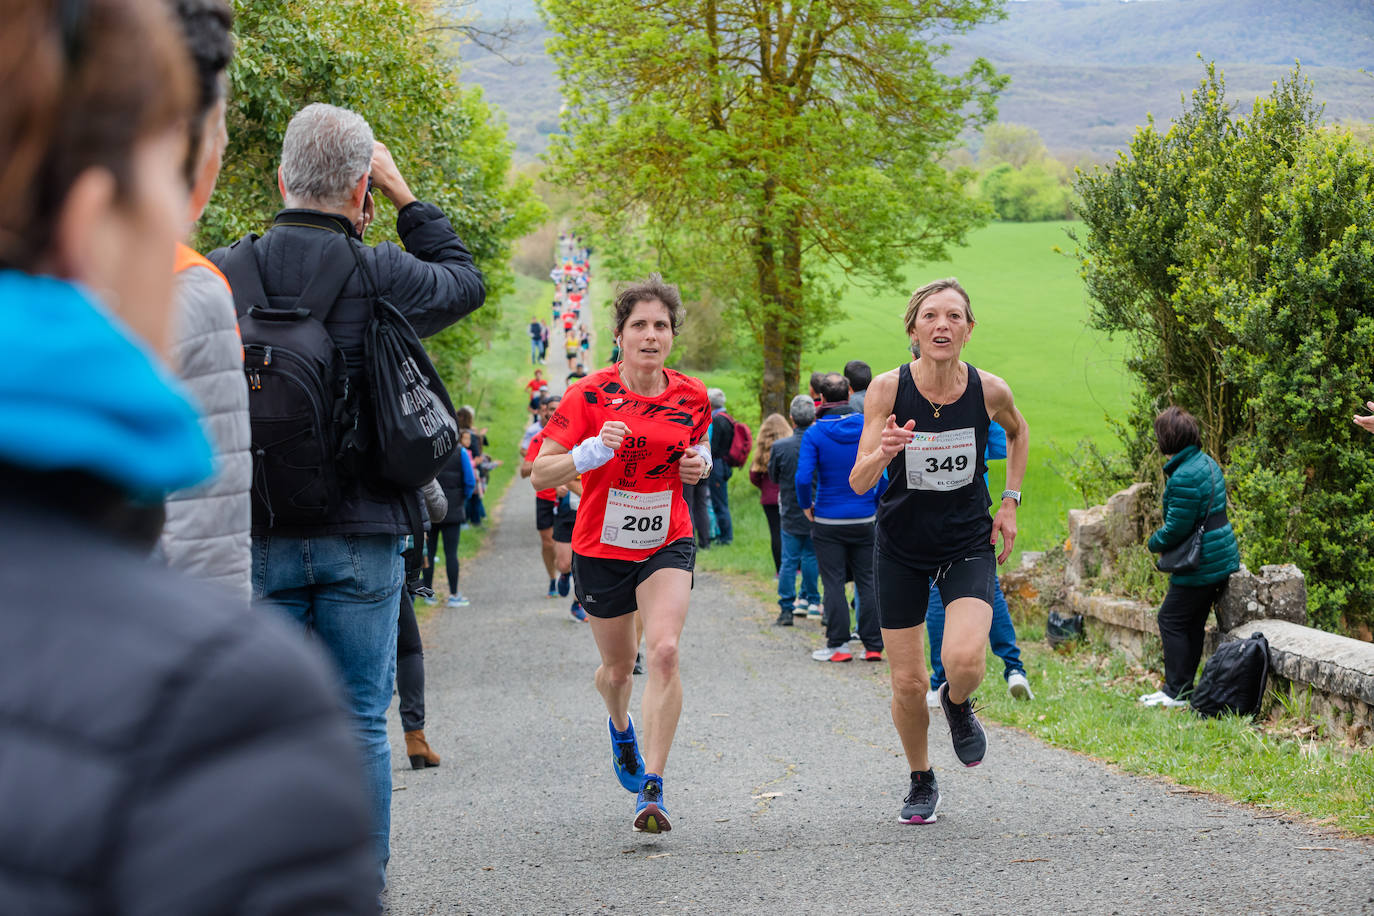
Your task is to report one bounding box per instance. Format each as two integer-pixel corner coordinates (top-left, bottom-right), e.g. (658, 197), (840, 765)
(521, 270), (1027, 832)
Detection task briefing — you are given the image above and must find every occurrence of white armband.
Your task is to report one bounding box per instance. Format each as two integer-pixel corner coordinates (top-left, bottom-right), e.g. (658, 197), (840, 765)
(694, 443), (713, 476)
(571, 435), (615, 473)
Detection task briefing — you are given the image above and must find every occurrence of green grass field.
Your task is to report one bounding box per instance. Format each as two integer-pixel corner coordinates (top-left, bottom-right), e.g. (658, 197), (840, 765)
(694, 220), (1134, 578)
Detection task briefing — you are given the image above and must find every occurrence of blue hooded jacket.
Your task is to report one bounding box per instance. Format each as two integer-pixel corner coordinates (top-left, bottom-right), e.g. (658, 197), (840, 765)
(795, 405), (885, 520)
(0, 272), (212, 498)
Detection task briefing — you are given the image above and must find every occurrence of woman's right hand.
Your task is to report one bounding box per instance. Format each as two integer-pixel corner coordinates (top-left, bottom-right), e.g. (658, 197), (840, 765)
(880, 415), (916, 457)
(600, 420), (630, 450)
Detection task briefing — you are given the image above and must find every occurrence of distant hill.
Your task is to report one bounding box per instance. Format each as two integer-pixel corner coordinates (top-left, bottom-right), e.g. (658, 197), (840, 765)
(446, 0), (1374, 161)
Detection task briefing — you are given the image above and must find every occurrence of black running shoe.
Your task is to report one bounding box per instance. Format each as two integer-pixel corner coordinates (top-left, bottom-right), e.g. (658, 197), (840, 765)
(632, 651), (645, 676)
(898, 770), (940, 824)
(938, 682), (987, 767)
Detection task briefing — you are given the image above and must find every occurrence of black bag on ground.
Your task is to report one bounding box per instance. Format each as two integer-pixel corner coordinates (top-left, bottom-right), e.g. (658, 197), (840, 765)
(1046, 609), (1085, 648)
(221, 235), (356, 528)
(1190, 631), (1270, 718)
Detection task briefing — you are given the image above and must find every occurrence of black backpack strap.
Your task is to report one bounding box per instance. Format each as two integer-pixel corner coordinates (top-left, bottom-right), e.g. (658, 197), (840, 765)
(218, 234), (268, 318)
(296, 235), (358, 322)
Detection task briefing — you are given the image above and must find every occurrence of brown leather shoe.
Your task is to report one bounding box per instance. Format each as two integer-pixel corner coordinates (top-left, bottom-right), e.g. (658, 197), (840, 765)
(405, 729), (441, 769)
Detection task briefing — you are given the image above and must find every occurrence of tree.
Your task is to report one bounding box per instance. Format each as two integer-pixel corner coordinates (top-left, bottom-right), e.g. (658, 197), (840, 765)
(541, 0), (1005, 417)
(201, 0), (544, 390)
(1075, 63), (1374, 633)
(980, 122), (1046, 169)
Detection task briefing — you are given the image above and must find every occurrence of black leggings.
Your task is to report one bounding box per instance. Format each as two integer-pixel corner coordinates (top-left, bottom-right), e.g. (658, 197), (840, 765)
(763, 503), (781, 573)
(396, 588), (425, 732)
(424, 523), (462, 594)
(1157, 580), (1226, 699)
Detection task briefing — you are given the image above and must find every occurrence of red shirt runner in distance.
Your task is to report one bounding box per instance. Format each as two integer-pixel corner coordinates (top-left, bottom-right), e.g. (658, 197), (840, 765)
(542, 365), (711, 561)
(525, 432), (559, 503)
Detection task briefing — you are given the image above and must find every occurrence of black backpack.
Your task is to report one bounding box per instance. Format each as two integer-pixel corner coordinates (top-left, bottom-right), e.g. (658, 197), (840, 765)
(220, 235), (357, 528)
(1190, 631), (1271, 718)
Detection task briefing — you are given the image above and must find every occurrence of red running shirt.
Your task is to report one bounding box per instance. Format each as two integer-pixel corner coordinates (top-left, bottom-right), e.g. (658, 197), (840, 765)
(543, 365), (711, 560)
(525, 432), (558, 503)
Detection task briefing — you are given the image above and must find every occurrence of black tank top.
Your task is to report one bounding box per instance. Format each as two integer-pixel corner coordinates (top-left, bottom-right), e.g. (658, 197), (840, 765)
(876, 362), (992, 567)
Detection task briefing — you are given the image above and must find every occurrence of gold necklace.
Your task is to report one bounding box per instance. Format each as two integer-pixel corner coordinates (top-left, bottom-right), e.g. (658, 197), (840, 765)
(925, 396), (946, 419)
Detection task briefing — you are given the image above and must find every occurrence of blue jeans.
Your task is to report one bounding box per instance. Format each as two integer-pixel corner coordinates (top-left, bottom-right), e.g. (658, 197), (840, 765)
(927, 573), (1023, 690)
(530, 338), (541, 363)
(708, 469), (733, 543)
(777, 530), (820, 611)
(253, 533), (404, 893)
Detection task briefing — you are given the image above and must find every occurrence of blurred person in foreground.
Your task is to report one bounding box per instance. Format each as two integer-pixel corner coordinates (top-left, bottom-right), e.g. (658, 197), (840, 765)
(0, 0), (373, 911)
(155, 0), (251, 599)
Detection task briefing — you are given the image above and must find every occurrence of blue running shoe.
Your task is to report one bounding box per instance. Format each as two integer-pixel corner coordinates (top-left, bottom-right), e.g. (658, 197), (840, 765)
(557, 571), (572, 597)
(634, 774), (671, 833)
(609, 717), (645, 793)
(570, 600), (588, 622)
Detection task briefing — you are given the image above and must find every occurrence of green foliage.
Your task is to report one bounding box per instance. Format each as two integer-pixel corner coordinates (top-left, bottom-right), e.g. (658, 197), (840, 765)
(540, 0), (1006, 416)
(979, 161), (1076, 222)
(200, 0), (544, 392)
(1074, 63), (1374, 633)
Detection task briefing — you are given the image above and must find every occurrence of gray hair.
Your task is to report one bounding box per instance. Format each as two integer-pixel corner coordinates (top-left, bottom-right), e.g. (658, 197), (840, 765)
(279, 103), (374, 211)
(708, 388), (726, 410)
(789, 394), (816, 428)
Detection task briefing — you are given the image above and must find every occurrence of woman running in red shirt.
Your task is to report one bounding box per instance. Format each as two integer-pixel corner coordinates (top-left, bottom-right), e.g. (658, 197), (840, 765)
(532, 275), (711, 834)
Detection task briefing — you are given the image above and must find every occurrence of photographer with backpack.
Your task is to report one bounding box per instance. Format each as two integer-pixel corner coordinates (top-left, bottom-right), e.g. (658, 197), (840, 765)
(209, 102), (484, 893)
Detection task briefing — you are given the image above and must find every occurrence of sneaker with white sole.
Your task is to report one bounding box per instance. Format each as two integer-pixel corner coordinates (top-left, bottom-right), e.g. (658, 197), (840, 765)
(1142, 690), (1187, 707)
(811, 644), (853, 662)
(898, 769), (940, 825)
(926, 687), (941, 708)
(808, 603), (820, 616)
(1006, 670), (1033, 700)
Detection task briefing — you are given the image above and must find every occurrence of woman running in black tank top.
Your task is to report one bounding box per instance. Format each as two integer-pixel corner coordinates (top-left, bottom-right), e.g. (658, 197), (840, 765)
(849, 279), (1028, 826)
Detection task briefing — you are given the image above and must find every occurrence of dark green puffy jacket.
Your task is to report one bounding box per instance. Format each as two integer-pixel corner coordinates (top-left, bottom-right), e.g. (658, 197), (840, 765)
(1147, 445), (1241, 587)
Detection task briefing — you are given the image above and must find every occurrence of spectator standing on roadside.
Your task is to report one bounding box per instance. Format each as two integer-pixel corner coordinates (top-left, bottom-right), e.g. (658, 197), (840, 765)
(749, 413), (791, 575)
(529, 314), (543, 364)
(0, 1), (375, 907)
(797, 373), (884, 660)
(707, 388), (736, 545)
(156, 0), (250, 600)
(398, 478), (449, 772)
(845, 359), (872, 415)
(770, 395), (821, 625)
(209, 102), (485, 891)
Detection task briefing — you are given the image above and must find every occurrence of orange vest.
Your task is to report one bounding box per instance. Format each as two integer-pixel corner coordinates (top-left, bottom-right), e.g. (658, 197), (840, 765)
(174, 243), (231, 292)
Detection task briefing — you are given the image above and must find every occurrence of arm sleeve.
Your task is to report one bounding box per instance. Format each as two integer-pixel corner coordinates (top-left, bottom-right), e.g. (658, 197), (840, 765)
(795, 432), (817, 511)
(375, 201), (486, 339)
(1148, 471), (1204, 553)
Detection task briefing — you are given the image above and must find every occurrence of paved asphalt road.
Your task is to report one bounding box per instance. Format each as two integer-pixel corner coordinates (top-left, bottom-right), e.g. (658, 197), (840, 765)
(385, 478), (1374, 915)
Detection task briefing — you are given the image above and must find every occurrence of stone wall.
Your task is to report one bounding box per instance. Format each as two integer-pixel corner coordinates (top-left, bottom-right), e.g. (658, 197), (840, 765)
(1013, 483), (1374, 746)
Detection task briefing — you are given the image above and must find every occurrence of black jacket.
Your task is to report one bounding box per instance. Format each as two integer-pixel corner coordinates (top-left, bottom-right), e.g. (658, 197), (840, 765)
(768, 429), (811, 536)
(0, 476), (375, 914)
(209, 203), (485, 536)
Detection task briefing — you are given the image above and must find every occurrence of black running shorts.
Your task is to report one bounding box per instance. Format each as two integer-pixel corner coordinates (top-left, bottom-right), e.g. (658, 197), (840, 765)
(875, 546), (996, 630)
(535, 498), (556, 531)
(553, 507), (576, 544)
(572, 537), (696, 619)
